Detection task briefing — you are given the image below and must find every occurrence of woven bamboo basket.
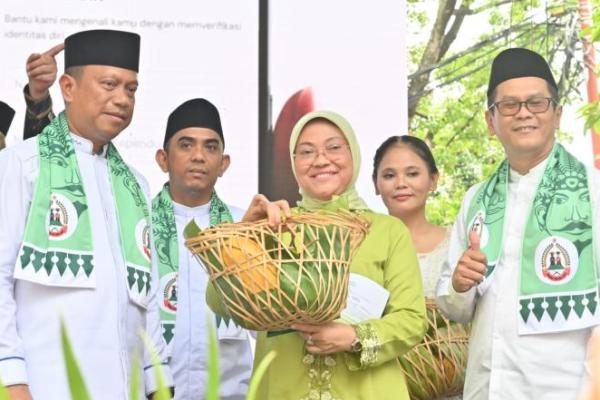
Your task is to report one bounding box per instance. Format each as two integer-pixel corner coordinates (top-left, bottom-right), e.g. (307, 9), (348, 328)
(185, 210), (370, 331)
(399, 299), (469, 400)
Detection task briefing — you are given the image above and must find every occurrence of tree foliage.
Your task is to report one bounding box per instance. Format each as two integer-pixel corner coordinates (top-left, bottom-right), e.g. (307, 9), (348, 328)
(581, 0), (600, 132)
(407, 0), (595, 225)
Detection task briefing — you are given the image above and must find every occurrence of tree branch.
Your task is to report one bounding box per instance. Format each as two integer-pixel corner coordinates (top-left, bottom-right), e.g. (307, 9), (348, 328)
(409, 17), (543, 80)
(445, 111), (479, 146)
(408, 21), (565, 103)
(464, 0), (514, 15)
(408, 0), (458, 118)
(433, 21), (562, 84)
(440, 3), (470, 56)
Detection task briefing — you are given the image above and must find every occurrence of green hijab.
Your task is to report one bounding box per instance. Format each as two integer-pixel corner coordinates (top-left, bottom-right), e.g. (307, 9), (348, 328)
(289, 110), (369, 211)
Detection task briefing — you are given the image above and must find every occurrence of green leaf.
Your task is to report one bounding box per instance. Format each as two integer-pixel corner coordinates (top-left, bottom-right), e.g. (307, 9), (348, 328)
(593, 23), (600, 42)
(140, 331), (171, 400)
(205, 318), (220, 400)
(183, 219), (202, 240)
(281, 231), (292, 247)
(129, 353), (140, 400)
(293, 230), (304, 254)
(579, 101), (600, 132)
(60, 318), (92, 400)
(0, 378), (10, 400)
(246, 351), (277, 400)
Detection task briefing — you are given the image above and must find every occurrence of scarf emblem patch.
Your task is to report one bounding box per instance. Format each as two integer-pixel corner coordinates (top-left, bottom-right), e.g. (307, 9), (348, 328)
(536, 237), (578, 284)
(135, 219), (152, 261)
(47, 193), (78, 239)
(160, 272), (178, 313)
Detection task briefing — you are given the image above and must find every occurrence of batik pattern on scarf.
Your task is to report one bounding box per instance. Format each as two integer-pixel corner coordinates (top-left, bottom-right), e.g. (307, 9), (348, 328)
(466, 143), (599, 334)
(107, 143), (152, 307)
(152, 184), (233, 347)
(15, 112), (151, 308)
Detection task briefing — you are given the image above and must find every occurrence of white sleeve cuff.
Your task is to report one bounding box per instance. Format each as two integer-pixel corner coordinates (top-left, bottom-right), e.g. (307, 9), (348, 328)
(144, 362), (174, 397)
(435, 279), (477, 324)
(448, 279), (476, 299)
(0, 356), (28, 386)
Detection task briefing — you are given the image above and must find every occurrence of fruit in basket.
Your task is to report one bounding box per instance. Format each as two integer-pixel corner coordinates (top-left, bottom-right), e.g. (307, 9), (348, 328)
(220, 236), (279, 294)
(184, 212), (368, 331)
(276, 224), (347, 315)
(278, 260), (319, 312)
(399, 305), (468, 400)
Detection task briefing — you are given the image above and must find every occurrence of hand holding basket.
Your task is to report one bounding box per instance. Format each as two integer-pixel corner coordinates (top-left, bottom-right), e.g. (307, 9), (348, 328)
(185, 210), (370, 331)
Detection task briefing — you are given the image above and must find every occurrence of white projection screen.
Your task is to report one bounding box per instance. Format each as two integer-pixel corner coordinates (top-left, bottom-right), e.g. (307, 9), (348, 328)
(265, 1), (407, 212)
(1, 0), (259, 203)
(2, 1), (407, 211)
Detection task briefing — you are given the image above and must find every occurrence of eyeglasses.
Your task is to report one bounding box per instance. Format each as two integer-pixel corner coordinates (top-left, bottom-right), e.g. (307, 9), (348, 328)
(293, 142), (349, 164)
(488, 97), (556, 116)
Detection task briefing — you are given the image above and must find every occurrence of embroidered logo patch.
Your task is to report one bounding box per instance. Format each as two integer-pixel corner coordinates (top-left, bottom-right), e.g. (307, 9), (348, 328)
(135, 219), (151, 261)
(160, 272), (178, 313)
(469, 210), (489, 248)
(535, 236), (579, 285)
(46, 193), (78, 240)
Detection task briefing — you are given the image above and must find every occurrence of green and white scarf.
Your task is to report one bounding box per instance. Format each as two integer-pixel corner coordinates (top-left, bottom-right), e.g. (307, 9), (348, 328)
(466, 143), (599, 334)
(152, 183), (233, 346)
(15, 112), (152, 308)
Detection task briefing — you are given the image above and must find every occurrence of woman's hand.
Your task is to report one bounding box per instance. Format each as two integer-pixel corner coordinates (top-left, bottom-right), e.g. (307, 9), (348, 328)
(243, 194), (291, 227)
(293, 322), (357, 355)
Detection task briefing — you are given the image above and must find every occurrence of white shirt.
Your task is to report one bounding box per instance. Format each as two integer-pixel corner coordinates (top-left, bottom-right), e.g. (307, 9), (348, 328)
(418, 229), (450, 298)
(0, 135), (172, 399)
(169, 201), (252, 400)
(436, 156), (600, 400)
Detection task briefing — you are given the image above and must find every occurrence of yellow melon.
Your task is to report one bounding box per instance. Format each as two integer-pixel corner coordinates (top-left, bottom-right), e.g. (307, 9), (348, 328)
(221, 236), (278, 294)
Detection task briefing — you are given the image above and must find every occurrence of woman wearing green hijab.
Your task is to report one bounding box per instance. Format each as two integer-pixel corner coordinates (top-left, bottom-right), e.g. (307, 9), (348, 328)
(223, 111), (427, 399)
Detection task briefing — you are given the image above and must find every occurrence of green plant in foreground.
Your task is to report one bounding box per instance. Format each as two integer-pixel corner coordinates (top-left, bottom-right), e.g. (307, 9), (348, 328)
(0, 378), (9, 400)
(129, 355), (141, 400)
(140, 331), (172, 400)
(60, 318), (92, 400)
(205, 318), (220, 400)
(59, 317), (173, 400)
(3, 315), (276, 399)
(246, 351), (277, 400)
(58, 318), (275, 400)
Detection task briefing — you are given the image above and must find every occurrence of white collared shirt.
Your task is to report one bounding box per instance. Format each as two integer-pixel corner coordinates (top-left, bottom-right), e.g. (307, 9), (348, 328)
(0, 134), (172, 399)
(436, 155), (600, 400)
(168, 200), (252, 400)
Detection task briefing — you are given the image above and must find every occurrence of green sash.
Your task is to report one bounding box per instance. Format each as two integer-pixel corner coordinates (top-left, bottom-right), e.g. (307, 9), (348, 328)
(466, 143), (599, 334)
(152, 183), (233, 346)
(15, 112), (152, 308)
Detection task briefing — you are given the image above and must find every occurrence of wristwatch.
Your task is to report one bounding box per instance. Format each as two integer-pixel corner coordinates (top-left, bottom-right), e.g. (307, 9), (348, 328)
(350, 337), (362, 353)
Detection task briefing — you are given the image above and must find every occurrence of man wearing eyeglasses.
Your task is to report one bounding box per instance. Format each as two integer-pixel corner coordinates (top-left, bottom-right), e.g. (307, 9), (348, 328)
(436, 48), (600, 400)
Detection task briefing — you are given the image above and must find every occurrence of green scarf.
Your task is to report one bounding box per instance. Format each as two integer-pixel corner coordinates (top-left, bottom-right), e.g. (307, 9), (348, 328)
(15, 112), (152, 308)
(289, 110), (369, 211)
(152, 183), (233, 346)
(466, 143), (599, 334)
